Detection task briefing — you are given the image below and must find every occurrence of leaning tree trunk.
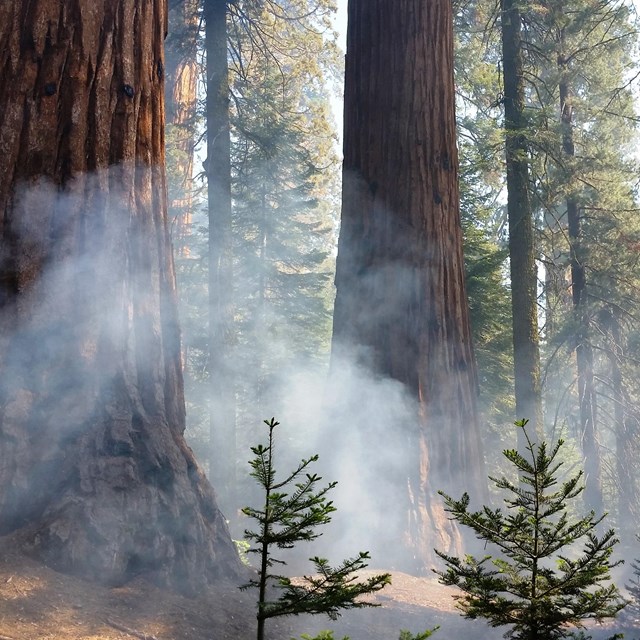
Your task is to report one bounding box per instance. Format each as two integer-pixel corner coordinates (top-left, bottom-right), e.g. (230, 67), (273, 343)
(0, 0), (241, 592)
(501, 0), (543, 442)
(332, 0), (485, 572)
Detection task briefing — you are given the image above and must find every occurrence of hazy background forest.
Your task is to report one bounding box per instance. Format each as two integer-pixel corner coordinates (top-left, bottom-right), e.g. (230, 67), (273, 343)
(169, 0), (640, 568)
(3, 0), (640, 637)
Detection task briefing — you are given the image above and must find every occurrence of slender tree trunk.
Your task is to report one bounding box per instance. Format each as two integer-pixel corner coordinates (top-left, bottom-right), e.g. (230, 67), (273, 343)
(204, 0), (237, 530)
(165, 0), (199, 255)
(542, 208), (567, 433)
(0, 0), (241, 591)
(557, 23), (603, 512)
(257, 179), (268, 401)
(332, 0), (485, 571)
(501, 0), (543, 442)
(607, 313), (637, 547)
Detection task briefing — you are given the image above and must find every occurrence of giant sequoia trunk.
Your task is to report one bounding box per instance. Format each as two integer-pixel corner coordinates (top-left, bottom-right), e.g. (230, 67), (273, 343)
(332, 0), (485, 571)
(501, 0), (543, 439)
(0, 0), (241, 591)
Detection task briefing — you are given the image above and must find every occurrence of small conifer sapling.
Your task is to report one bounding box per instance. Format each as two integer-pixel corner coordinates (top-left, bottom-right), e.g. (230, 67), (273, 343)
(435, 420), (626, 640)
(242, 418), (391, 640)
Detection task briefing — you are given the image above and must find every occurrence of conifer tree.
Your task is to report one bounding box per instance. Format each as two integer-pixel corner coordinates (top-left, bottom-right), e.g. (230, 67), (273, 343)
(242, 418), (390, 640)
(452, 0), (640, 534)
(454, 0), (516, 458)
(501, 0), (544, 440)
(172, 0), (340, 512)
(523, 0), (639, 516)
(435, 420), (626, 640)
(230, 52), (336, 409)
(226, 0), (339, 503)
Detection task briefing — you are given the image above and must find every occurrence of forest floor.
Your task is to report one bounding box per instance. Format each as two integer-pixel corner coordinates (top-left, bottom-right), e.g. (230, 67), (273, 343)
(0, 536), (632, 640)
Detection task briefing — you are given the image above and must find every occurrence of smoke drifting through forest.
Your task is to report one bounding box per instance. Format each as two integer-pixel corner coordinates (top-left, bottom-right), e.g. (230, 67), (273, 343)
(186, 251), (479, 574)
(2, 106), (632, 640)
(2, 170), (466, 576)
(1, 166), (241, 590)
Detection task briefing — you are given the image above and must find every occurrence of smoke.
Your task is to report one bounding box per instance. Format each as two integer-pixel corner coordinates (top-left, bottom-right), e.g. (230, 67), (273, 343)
(187, 266), (478, 574)
(277, 344), (420, 558)
(0, 171), (129, 529)
(1, 170), (631, 637)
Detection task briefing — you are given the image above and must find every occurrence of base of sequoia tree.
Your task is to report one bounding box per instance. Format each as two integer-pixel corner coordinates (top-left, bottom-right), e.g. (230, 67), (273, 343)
(1, 397), (243, 594)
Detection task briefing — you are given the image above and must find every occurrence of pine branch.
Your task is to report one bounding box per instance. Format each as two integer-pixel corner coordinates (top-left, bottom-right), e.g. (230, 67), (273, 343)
(435, 422), (626, 639)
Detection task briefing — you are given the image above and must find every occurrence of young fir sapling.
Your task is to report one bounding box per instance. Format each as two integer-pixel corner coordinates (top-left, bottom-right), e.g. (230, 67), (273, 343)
(241, 418), (391, 640)
(435, 420), (626, 640)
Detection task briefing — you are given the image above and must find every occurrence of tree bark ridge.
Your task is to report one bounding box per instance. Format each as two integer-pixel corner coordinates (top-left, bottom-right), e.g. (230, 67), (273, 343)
(332, 0), (484, 571)
(0, 0), (241, 592)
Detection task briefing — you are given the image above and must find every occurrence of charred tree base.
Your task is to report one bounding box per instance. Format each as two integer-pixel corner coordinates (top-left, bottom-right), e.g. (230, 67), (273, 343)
(3, 409), (243, 594)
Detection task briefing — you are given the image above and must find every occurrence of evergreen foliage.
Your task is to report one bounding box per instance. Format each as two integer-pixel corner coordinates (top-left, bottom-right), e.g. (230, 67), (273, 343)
(227, 0), (340, 390)
(435, 420), (626, 640)
(452, 0), (640, 530)
(168, 0), (341, 483)
(241, 418), (390, 640)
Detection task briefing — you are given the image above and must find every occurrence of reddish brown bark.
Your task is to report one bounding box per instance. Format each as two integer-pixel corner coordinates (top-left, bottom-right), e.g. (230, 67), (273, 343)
(0, 0), (241, 591)
(332, 0), (485, 571)
(166, 0), (199, 254)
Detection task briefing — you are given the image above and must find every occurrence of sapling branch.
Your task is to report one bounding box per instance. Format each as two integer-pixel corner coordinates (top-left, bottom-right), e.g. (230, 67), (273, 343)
(435, 419), (626, 640)
(241, 418), (390, 640)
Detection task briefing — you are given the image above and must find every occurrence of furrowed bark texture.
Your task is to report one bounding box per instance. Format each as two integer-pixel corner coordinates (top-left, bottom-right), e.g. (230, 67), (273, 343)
(332, 0), (485, 571)
(0, 0), (242, 591)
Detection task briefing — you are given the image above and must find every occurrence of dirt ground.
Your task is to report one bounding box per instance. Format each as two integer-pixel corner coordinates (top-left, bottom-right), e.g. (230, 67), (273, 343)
(0, 536), (631, 640)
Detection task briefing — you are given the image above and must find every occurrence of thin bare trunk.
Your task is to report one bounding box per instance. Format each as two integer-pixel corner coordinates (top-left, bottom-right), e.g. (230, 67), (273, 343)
(204, 0), (237, 530)
(607, 313), (638, 546)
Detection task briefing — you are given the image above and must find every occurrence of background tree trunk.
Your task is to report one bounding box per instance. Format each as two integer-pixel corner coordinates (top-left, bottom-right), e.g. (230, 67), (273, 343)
(558, 48), (603, 513)
(165, 0), (199, 255)
(0, 0), (241, 592)
(500, 0), (543, 441)
(204, 0), (237, 531)
(606, 312), (638, 548)
(332, 0), (485, 572)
